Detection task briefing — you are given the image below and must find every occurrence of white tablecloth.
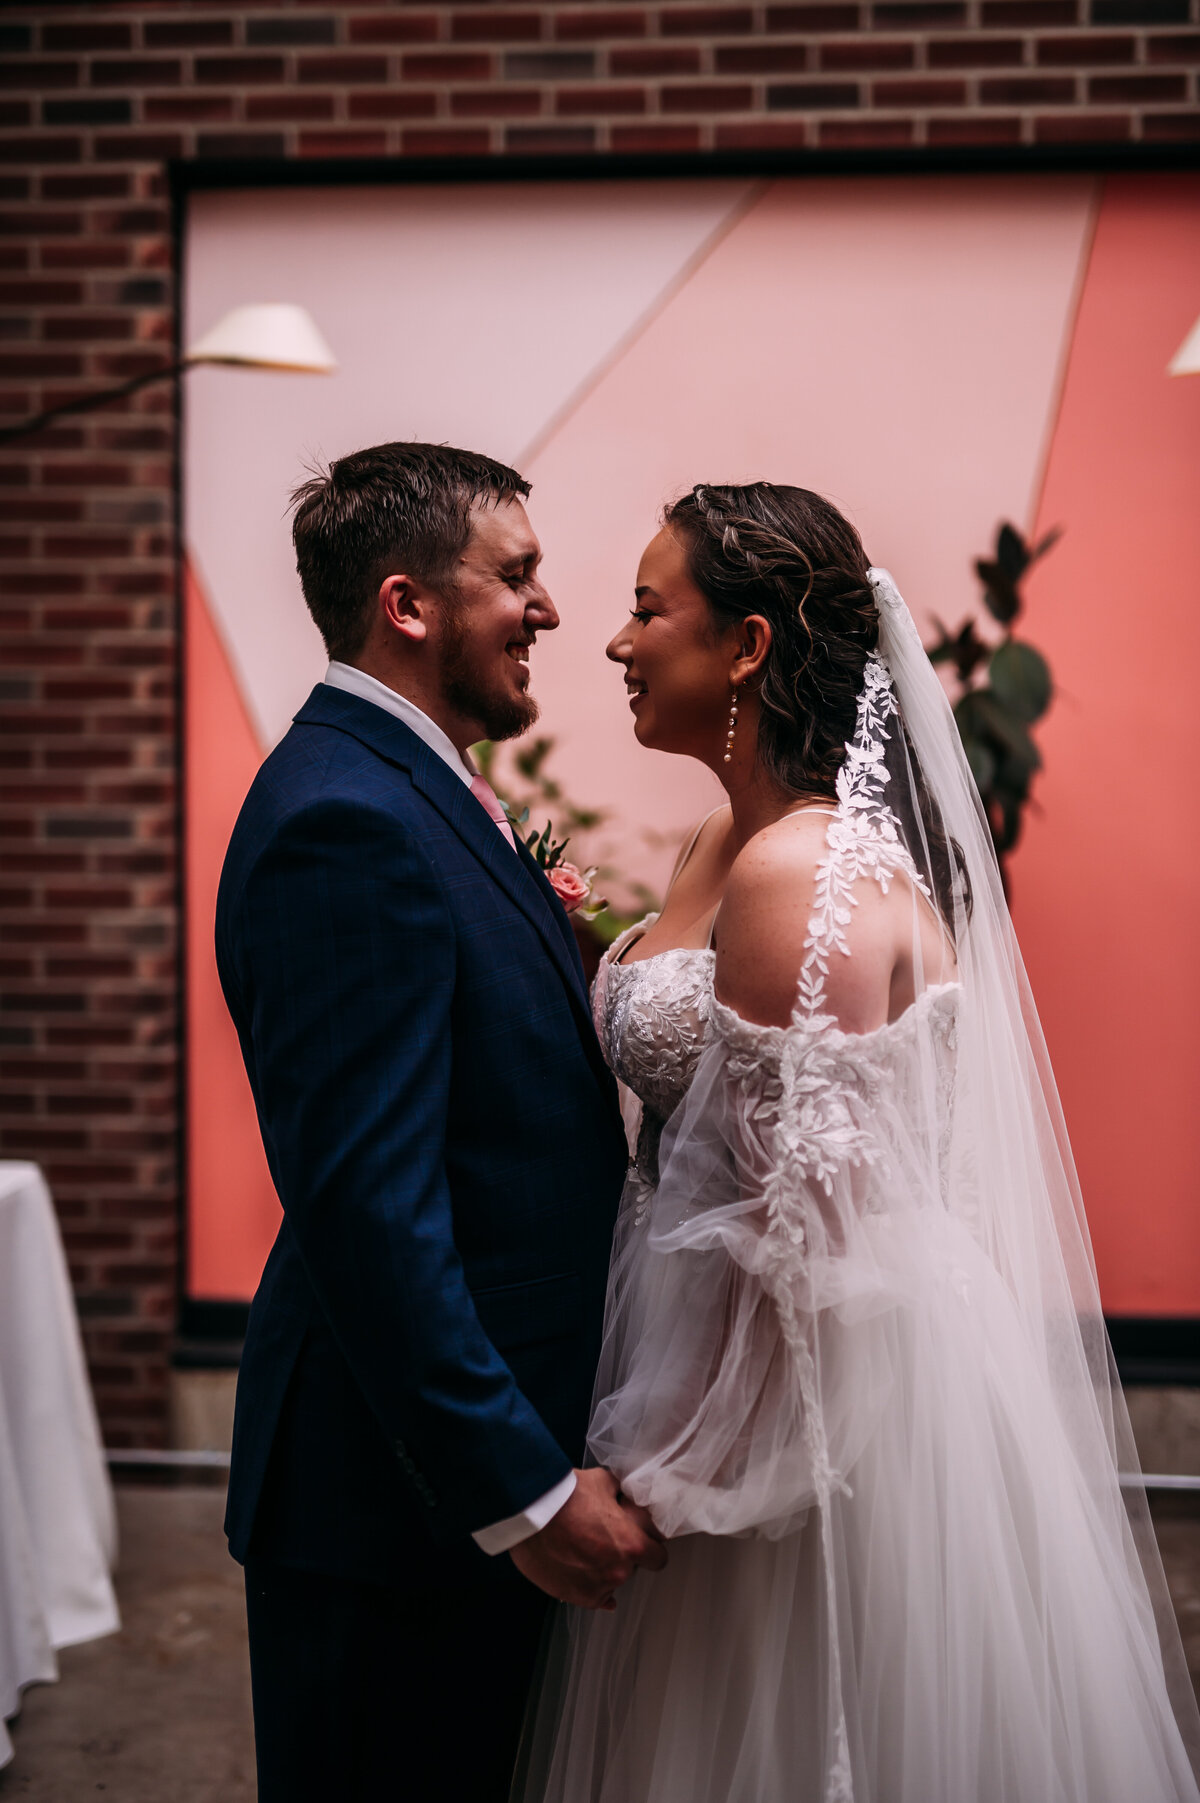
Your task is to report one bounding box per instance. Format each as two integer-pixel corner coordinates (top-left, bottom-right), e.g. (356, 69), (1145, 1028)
(0, 1162), (119, 1767)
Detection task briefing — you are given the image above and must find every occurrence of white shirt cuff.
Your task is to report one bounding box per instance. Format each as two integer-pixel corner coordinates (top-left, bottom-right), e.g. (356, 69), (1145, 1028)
(471, 1471), (577, 1556)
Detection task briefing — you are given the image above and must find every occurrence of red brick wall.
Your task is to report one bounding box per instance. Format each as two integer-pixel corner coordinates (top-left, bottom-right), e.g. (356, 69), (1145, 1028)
(1, 0), (1198, 1447)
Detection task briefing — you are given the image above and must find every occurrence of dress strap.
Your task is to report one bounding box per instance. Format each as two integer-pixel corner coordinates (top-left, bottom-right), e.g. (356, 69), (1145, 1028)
(665, 803), (729, 901)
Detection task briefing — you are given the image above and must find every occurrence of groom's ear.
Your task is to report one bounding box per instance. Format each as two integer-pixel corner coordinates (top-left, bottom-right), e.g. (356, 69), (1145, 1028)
(378, 573), (431, 646)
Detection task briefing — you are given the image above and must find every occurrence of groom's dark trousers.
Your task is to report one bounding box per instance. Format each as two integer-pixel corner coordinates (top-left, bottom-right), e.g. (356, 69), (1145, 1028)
(215, 684), (628, 1801)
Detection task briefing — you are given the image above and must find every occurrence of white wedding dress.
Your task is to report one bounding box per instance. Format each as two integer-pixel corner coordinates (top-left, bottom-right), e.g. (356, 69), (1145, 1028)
(514, 578), (1200, 1803)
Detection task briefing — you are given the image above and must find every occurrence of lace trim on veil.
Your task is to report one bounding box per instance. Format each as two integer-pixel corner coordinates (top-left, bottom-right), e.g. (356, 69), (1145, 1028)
(774, 647), (931, 1803)
(797, 652), (930, 1023)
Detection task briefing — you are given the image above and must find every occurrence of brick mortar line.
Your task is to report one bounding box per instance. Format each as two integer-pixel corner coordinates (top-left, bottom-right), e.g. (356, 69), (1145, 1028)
(1, 85), (1198, 134)
(4, 25), (1200, 65)
(3, 76), (1197, 137)
(2, 31), (1197, 68)
(0, 0), (1186, 26)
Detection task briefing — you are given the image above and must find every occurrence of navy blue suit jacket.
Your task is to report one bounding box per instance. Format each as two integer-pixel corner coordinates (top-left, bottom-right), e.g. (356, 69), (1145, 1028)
(216, 684), (628, 1588)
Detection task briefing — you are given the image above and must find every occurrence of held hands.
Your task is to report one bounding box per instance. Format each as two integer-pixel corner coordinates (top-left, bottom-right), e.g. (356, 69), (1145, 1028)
(509, 1467), (667, 1611)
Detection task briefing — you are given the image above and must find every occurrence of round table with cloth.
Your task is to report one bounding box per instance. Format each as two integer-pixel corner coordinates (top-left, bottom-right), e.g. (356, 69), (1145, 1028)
(0, 1161), (120, 1768)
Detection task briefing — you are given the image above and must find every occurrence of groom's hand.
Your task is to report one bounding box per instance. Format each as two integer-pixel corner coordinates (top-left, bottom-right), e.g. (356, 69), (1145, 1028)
(509, 1468), (667, 1611)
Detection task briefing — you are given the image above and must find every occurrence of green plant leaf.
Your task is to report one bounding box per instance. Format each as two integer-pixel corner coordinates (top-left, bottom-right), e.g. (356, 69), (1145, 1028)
(973, 691), (1042, 774)
(514, 737), (553, 781)
(962, 736), (996, 794)
(953, 690), (991, 740)
(996, 757), (1034, 801)
(989, 640), (1052, 723)
(995, 522), (1030, 583)
(989, 786), (1023, 855)
(929, 614), (991, 683)
(974, 559), (1021, 625)
(955, 689), (1041, 774)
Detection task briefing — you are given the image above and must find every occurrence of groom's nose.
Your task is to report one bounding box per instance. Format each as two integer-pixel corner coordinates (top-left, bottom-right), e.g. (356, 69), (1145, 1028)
(526, 581), (559, 633)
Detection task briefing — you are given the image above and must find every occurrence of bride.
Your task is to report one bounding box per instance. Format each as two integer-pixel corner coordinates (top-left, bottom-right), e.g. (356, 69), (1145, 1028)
(514, 483), (1200, 1803)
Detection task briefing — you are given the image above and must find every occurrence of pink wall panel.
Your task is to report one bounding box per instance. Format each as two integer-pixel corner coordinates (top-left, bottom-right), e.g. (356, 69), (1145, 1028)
(1013, 173), (1200, 1314)
(184, 180), (754, 752)
(525, 175), (1096, 904)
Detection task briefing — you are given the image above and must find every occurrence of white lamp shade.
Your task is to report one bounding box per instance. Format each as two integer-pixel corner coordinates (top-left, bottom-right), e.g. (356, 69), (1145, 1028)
(1168, 312), (1200, 377)
(184, 303), (337, 374)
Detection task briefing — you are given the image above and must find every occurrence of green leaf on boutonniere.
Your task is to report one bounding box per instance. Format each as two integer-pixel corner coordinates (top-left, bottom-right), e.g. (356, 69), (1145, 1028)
(523, 820), (571, 870)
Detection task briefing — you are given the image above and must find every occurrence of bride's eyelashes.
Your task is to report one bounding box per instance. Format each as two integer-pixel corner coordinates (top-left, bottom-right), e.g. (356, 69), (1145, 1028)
(629, 607), (653, 625)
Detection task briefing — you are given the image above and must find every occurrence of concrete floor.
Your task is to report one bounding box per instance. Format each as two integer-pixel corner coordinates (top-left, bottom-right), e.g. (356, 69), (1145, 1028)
(2, 1486), (1199, 1801)
(1, 1485), (253, 1801)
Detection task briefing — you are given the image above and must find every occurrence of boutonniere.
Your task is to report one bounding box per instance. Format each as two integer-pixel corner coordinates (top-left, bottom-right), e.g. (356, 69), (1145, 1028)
(505, 807), (606, 920)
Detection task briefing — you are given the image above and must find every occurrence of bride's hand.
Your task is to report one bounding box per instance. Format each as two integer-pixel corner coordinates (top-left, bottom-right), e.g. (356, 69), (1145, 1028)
(509, 1467), (667, 1610)
(616, 1488), (665, 1544)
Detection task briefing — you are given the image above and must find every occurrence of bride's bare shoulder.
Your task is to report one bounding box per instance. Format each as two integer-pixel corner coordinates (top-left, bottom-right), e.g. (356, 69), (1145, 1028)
(714, 815), (829, 1027)
(717, 812), (898, 1031)
(724, 814), (828, 897)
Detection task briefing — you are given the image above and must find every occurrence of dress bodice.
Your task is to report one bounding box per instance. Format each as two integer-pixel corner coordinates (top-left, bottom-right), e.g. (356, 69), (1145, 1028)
(592, 915), (715, 1123)
(592, 919), (716, 1226)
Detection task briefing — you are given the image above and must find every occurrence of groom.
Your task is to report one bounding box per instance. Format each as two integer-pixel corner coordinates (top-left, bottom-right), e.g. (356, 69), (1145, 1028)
(216, 442), (663, 1802)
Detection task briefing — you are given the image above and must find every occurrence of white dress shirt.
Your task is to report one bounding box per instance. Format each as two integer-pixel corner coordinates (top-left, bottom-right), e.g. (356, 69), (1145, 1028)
(323, 663), (577, 1554)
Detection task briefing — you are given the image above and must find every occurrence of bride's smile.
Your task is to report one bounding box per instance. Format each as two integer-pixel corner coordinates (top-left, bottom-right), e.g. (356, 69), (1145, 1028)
(606, 526), (765, 773)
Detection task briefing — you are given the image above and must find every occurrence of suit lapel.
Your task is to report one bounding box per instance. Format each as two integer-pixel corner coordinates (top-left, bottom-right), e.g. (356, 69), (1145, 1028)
(513, 836), (589, 985)
(407, 753), (593, 1016)
(294, 686), (601, 1065)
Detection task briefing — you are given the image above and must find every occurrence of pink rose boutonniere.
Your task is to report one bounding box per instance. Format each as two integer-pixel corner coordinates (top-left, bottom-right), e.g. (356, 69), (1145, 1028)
(545, 861), (590, 913)
(506, 810), (606, 921)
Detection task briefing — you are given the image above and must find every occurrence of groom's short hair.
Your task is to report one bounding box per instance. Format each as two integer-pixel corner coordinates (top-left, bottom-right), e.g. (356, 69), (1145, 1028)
(290, 441), (531, 662)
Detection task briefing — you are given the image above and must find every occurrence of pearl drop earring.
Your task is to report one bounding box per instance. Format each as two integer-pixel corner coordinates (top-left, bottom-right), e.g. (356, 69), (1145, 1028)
(723, 686), (739, 764)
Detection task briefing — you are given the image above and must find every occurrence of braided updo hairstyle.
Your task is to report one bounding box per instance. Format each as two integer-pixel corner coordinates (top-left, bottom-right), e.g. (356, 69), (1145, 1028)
(664, 482), (878, 801)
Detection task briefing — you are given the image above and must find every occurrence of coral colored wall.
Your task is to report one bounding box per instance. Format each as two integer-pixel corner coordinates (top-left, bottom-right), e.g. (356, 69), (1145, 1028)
(183, 560), (281, 1298)
(1013, 173), (1200, 1315)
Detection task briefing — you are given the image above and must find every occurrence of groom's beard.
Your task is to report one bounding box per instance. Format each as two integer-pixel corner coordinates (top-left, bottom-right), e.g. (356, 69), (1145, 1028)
(439, 604), (539, 744)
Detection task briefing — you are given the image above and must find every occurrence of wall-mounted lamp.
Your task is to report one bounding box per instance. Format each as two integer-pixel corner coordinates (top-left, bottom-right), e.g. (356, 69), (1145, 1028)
(0, 302), (337, 446)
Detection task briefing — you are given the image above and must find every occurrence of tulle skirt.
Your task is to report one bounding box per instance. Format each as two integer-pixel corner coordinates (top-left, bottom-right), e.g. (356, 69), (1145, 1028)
(514, 1207), (1199, 1803)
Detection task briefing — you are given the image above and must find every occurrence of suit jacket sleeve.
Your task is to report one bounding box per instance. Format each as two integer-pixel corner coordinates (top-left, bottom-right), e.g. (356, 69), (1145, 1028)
(223, 795), (573, 1541)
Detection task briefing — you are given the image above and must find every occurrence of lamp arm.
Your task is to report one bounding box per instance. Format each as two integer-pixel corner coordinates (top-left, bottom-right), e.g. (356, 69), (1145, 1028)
(0, 358), (187, 448)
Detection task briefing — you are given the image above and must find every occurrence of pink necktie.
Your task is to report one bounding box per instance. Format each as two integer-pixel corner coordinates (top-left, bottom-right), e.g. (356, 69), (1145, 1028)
(469, 773), (517, 851)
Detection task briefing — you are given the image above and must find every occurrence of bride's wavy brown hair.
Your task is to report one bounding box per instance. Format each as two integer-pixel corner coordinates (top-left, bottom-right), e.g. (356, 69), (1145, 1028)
(665, 481), (970, 927)
(664, 482), (878, 801)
